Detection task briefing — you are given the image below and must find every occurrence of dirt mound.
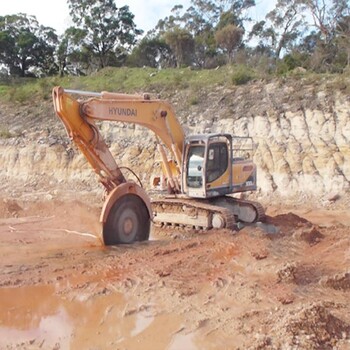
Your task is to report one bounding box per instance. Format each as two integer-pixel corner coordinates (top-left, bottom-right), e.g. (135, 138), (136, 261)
(266, 212), (313, 235)
(271, 303), (350, 349)
(293, 225), (324, 245)
(320, 272), (350, 291)
(277, 262), (297, 283)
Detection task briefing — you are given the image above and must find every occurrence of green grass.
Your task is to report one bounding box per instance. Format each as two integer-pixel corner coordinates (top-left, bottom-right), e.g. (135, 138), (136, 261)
(71, 66), (236, 92)
(0, 66), (235, 104)
(0, 65), (348, 105)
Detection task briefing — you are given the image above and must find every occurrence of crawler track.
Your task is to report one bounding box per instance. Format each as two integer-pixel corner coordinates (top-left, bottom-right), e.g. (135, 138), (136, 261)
(210, 196), (266, 223)
(152, 196), (265, 231)
(152, 198), (236, 230)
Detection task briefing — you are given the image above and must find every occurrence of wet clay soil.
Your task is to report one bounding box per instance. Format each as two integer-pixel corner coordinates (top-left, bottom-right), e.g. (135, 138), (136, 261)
(0, 194), (349, 350)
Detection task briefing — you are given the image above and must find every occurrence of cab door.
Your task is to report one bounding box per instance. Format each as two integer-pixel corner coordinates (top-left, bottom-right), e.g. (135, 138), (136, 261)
(184, 144), (206, 198)
(205, 142), (231, 196)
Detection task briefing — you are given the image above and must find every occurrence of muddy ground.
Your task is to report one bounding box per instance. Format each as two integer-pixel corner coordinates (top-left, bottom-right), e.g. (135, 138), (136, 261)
(0, 190), (349, 350)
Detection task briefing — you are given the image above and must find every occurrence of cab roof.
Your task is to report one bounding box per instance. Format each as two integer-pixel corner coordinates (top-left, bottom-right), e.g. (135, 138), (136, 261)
(185, 133), (232, 143)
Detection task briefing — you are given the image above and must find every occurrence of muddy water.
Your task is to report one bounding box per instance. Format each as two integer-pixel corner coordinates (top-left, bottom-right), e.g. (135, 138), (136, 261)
(0, 221), (196, 349)
(0, 283), (191, 349)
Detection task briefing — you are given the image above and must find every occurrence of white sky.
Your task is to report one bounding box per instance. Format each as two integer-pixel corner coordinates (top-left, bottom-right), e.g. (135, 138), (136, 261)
(0, 0), (191, 34)
(0, 0), (275, 35)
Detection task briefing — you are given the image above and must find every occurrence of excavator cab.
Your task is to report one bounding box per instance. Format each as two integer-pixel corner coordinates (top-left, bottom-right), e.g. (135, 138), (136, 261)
(182, 133), (257, 199)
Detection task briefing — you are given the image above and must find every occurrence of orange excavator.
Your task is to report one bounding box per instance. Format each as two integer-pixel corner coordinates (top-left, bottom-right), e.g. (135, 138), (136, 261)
(52, 87), (265, 245)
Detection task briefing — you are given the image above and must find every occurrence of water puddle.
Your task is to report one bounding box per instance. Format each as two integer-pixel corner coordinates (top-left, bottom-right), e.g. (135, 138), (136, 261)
(0, 284), (198, 349)
(169, 332), (197, 350)
(130, 309), (155, 336)
(0, 285), (72, 349)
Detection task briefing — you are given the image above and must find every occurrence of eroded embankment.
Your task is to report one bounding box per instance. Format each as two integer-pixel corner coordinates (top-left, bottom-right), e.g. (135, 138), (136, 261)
(0, 80), (349, 203)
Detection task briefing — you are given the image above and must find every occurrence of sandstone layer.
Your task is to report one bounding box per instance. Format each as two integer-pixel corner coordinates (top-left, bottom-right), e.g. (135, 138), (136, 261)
(1, 78), (349, 204)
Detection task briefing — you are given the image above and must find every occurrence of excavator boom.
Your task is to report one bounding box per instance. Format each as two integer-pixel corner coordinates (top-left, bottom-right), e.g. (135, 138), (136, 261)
(52, 87), (126, 192)
(53, 86), (184, 193)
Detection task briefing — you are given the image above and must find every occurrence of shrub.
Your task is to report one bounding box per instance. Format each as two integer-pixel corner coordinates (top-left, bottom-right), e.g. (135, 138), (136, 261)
(231, 65), (254, 85)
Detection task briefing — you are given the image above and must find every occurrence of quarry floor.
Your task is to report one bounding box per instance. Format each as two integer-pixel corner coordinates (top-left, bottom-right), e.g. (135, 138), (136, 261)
(0, 191), (349, 350)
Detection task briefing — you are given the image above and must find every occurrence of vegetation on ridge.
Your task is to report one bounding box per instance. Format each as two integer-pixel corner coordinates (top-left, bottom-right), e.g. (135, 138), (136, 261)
(0, 0), (349, 79)
(0, 65), (349, 105)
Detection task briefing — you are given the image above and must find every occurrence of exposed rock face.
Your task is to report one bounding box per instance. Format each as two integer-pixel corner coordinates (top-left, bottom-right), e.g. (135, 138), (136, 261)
(1, 79), (349, 203)
(181, 82), (350, 201)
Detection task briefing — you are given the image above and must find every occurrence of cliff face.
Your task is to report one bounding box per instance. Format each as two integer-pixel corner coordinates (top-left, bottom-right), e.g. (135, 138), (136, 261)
(182, 81), (350, 200)
(1, 78), (349, 203)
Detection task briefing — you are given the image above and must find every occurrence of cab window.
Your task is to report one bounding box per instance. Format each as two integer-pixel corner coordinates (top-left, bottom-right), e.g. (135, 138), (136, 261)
(206, 143), (228, 183)
(187, 145), (205, 188)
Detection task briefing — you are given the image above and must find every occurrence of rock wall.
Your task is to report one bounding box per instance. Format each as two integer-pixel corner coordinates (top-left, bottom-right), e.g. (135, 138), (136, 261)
(177, 81), (350, 201)
(1, 79), (349, 202)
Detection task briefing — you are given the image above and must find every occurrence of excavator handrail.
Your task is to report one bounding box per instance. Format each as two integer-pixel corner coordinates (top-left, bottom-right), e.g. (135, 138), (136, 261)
(64, 89), (102, 97)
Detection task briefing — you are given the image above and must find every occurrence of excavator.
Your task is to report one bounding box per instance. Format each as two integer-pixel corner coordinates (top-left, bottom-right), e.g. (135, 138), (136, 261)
(52, 86), (265, 245)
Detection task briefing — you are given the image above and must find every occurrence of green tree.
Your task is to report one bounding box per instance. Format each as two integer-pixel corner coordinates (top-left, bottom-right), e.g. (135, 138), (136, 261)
(127, 37), (174, 68)
(67, 0), (142, 70)
(299, 0), (350, 71)
(185, 0), (255, 66)
(57, 27), (90, 76)
(183, 0), (255, 30)
(300, 0), (349, 43)
(175, 4), (216, 67)
(250, 0), (306, 60)
(153, 0), (255, 68)
(336, 15), (350, 67)
(0, 13), (58, 77)
(164, 28), (194, 67)
(215, 24), (243, 63)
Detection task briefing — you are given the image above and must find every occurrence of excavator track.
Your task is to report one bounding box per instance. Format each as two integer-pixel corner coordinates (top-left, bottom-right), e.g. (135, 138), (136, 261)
(151, 196), (265, 231)
(209, 197), (266, 223)
(152, 198), (236, 231)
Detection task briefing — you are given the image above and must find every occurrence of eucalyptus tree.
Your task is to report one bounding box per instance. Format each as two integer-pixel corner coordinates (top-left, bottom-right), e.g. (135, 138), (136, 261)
(154, 0), (255, 67)
(249, 0), (306, 60)
(300, 0), (350, 43)
(298, 0), (350, 70)
(67, 0), (142, 70)
(215, 24), (244, 63)
(127, 37), (174, 68)
(164, 27), (195, 68)
(0, 13), (58, 77)
(336, 15), (350, 67)
(57, 27), (90, 76)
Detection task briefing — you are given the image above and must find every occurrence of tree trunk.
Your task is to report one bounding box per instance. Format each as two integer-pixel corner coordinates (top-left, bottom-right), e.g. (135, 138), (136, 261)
(20, 57), (26, 77)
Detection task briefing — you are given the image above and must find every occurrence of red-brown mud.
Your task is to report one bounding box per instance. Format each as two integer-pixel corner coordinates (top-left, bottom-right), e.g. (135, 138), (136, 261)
(0, 194), (349, 349)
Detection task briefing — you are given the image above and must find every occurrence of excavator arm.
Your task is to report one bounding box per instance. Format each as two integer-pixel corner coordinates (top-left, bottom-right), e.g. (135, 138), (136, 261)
(53, 87), (185, 191)
(52, 87), (126, 192)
